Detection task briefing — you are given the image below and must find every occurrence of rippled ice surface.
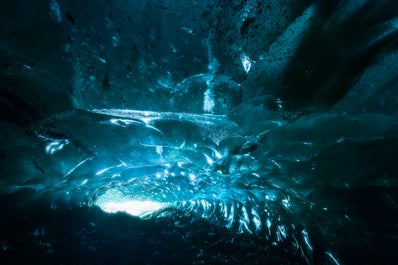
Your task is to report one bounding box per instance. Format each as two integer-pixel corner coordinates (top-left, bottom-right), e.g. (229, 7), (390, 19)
(2, 105), (397, 264)
(11, 108), (315, 262)
(17, 105), (398, 264)
(2, 0), (398, 264)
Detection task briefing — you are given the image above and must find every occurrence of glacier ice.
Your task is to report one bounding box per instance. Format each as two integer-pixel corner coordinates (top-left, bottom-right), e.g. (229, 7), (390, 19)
(1, 0), (398, 264)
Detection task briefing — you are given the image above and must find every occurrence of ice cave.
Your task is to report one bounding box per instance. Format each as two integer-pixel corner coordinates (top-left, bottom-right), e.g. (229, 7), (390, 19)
(0, 0), (397, 264)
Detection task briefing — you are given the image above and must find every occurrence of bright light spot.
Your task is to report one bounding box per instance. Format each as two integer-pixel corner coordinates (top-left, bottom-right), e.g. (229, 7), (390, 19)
(189, 173), (196, 182)
(156, 146), (163, 155)
(266, 219), (272, 231)
(95, 189), (169, 218)
(111, 35), (119, 47)
(302, 230), (313, 251)
(95, 167), (110, 176)
(326, 251), (341, 265)
(271, 159), (282, 169)
(277, 224), (287, 239)
(241, 54), (252, 73)
(23, 64), (33, 71)
(212, 148), (223, 159)
(99, 200), (166, 217)
(241, 206), (249, 223)
(94, 55), (107, 64)
(181, 27), (193, 34)
(63, 157), (92, 178)
(95, 163), (125, 176)
(203, 88), (215, 113)
(281, 197), (291, 209)
(109, 118), (142, 127)
(252, 210), (261, 231)
(45, 139), (69, 155)
(203, 153), (214, 165)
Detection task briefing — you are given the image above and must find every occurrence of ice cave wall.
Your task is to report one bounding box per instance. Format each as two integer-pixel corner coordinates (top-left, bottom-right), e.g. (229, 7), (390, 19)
(1, 1), (398, 264)
(2, 1), (398, 120)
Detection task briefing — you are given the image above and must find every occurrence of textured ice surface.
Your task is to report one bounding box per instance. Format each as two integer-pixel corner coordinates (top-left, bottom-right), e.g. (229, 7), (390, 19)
(1, 0), (398, 264)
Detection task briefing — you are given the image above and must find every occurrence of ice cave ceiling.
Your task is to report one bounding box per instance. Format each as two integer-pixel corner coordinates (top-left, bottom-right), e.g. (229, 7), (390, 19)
(0, 0), (398, 264)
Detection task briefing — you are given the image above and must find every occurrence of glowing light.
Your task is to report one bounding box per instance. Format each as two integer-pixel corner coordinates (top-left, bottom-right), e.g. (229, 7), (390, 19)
(203, 153), (214, 165)
(45, 139), (69, 155)
(98, 200), (166, 217)
(109, 118), (143, 127)
(94, 55), (106, 64)
(212, 148), (223, 159)
(95, 189), (169, 218)
(266, 219), (272, 232)
(189, 173), (196, 182)
(326, 251), (341, 265)
(251, 208), (261, 231)
(181, 27), (193, 34)
(111, 36), (119, 47)
(203, 88), (215, 113)
(241, 54), (252, 73)
(302, 230), (313, 251)
(95, 163), (125, 176)
(281, 197), (291, 209)
(156, 146), (163, 155)
(63, 157), (92, 178)
(90, 109), (229, 127)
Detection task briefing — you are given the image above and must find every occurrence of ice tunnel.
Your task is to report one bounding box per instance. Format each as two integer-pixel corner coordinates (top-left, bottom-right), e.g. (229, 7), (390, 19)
(1, 0), (398, 264)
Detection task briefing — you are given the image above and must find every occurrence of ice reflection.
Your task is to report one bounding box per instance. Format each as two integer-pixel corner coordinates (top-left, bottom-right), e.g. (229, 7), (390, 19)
(241, 53), (252, 73)
(90, 157), (310, 245)
(44, 139), (69, 155)
(29, 109), (315, 262)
